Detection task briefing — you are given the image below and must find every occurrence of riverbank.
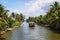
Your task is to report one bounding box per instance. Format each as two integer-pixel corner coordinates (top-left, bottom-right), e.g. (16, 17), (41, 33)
(0, 23), (22, 35)
(2, 22), (60, 40)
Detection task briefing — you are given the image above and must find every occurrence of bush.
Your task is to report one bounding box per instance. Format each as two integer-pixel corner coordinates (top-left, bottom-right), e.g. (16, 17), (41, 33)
(12, 21), (21, 26)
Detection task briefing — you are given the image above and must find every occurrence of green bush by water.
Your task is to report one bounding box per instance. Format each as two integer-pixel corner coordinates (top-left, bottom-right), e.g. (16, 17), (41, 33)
(12, 21), (21, 26)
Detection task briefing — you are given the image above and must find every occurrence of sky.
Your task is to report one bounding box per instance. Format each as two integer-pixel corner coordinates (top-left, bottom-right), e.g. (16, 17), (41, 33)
(0, 0), (60, 18)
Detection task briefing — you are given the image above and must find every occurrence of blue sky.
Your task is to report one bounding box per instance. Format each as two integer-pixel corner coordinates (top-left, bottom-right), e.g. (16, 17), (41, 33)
(0, 0), (60, 18)
(0, 0), (30, 12)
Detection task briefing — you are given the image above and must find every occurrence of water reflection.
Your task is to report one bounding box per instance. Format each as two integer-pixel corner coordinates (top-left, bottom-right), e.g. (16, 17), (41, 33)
(0, 36), (6, 40)
(2, 22), (60, 40)
(2, 31), (13, 40)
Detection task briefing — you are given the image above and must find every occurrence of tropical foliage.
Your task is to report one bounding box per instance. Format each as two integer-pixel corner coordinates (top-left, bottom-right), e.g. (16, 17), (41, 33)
(26, 1), (60, 32)
(0, 4), (24, 31)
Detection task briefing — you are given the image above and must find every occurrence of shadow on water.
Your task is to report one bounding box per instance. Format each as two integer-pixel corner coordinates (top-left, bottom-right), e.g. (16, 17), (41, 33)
(0, 34), (6, 40)
(1, 31), (13, 40)
(29, 27), (35, 29)
(48, 27), (60, 34)
(0, 37), (6, 40)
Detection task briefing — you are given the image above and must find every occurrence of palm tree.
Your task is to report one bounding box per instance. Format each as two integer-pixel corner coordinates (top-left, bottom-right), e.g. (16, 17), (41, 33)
(0, 4), (11, 29)
(45, 2), (60, 23)
(15, 14), (20, 22)
(0, 4), (4, 17)
(11, 12), (15, 18)
(20, 13), (24, 21)
(3, 10), (9, 23)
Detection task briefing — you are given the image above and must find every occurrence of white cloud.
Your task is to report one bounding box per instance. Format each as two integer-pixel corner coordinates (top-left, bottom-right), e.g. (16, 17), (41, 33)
(22, 0), (60, 17)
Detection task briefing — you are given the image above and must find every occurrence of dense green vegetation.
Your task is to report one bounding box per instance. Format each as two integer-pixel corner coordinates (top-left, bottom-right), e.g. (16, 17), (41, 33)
(26, 1), (60, 32)
(0, 4), (24, 31)
(0, 1), (60, 33)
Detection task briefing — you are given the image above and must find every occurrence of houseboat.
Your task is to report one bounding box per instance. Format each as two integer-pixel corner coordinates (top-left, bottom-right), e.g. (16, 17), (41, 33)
(29, 22), (35, 27)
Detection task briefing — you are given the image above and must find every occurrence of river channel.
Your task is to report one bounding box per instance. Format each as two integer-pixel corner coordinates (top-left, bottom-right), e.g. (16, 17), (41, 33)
(2, 22), (60, 40)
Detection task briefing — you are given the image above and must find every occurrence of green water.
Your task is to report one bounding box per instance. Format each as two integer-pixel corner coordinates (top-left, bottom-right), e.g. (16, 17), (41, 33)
(2, 22), (60, 40)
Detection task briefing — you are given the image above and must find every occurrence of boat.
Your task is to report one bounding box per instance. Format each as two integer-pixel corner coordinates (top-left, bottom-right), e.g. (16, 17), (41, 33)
(29, 22), (35, 27)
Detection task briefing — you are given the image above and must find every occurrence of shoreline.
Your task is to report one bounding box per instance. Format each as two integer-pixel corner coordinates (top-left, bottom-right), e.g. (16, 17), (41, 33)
(0, 23), (22, 35)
